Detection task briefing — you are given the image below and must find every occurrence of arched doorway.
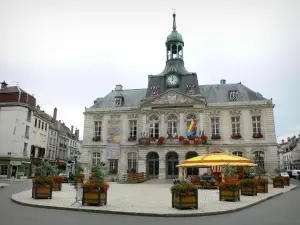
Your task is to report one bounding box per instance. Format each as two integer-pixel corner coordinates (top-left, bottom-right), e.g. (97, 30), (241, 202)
(166, 152), (179, 179)
(185, 151), (199, 176)
(146, 152), (159, 179)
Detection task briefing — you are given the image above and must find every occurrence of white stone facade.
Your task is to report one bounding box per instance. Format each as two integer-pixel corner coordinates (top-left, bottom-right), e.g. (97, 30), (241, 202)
(82, 91), (278, 179)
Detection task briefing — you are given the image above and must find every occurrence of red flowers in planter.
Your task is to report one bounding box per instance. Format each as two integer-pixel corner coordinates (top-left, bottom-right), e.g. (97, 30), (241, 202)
(47, 176), (64, 183)
(183, 140), (190, 145)
(92, 136), (101, 141)
(188, 135), (195, 141)
(211, 134), (221, 140)
(179, 136), (185, 141)
(200, 135), (207, 141)
(83, 181), (110, 192)
(231, 133), (242, 139)
(194, 139), (200, 145)
(157, 136), (165, 145)
(253, 133), (263, 139)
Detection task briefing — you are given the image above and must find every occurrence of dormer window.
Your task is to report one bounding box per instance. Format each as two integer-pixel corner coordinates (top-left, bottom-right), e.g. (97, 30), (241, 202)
(229, 90), (239, 101)
(115, 97), (122, 107)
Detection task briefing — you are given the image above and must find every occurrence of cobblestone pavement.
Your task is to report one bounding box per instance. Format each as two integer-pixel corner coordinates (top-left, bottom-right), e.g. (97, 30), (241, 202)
(11, 182), (297, 216)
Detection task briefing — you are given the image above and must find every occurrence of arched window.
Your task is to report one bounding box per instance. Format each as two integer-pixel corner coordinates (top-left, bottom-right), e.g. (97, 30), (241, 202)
(232, 151), (243, 157)
(127, 152), (137, 171)
(253, 151), (265, 169)
(167, 114), (177, 137)
(186, 114), (197, 134)
(149, 115), (159, 139)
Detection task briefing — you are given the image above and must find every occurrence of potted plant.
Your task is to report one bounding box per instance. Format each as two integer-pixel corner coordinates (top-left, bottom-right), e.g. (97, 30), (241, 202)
(47, 175), (64, 191)
(179, 136), (185, 142)
(74, 173), (85, 184)
(157, 136), (165, 145)
(231, 133), (242, 139)
(252, 178), (268, 193)
(211, 134), (221, 140)
(183, 139), (190, 145)
(32, 176), (53, 199)
(239, 179), (257, 196)
(272, 176), (285, 188)
(171, 181), (198, 210)
(219, 165), (240, 201)
(253, 133), (263, 139)
(200, 135), (207, 144)
(82, 164), (110, 206)
(194, 139), (201, 145)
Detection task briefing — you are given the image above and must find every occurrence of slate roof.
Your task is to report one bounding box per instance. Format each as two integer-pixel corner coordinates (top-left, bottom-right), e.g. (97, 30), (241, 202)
(91, 82), (267, 108)
(0, 86), (28, 94)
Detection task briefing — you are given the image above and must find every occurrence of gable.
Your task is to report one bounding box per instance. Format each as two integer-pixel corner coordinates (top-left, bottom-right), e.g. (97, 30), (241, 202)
(141, 90), (204, 106)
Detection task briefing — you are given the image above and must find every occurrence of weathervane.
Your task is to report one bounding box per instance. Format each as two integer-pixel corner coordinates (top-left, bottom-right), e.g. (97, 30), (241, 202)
(172, 8), (176, 14)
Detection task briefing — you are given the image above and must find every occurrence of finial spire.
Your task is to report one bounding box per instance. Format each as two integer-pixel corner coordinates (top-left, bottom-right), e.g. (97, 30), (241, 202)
(172, 8), (176, 31)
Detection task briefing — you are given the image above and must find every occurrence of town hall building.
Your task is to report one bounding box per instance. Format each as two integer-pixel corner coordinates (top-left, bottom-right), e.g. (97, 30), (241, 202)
(81, 13), (278, 179)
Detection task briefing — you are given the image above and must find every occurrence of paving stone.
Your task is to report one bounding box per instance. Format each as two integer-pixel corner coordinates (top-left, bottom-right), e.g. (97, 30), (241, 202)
(11, 183), (297, 215)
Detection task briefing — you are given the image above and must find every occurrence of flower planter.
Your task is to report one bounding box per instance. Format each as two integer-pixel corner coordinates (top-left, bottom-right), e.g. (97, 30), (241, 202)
(82, 188), (107, 206)
(75, 179), (84, 185)
(241, 185), (257, 196)
(273, 179), (284, 188)
(52, 182), (62, 191)
(172, 191), (198, 210)
(219, 189), (240, 202)
(257, 183), (268, 193)
(32, 184), (52, 199)
(283, 178), (290, 186)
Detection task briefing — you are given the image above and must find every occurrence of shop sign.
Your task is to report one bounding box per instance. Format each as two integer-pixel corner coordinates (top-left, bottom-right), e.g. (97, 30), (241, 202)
(10, 161), (21, 166)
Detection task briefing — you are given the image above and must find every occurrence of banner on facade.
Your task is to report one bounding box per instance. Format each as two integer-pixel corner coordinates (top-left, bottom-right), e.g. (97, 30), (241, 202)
(107, 119), (121, 144)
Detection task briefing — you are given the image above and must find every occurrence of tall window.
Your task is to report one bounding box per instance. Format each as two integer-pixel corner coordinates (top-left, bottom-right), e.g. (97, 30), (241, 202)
(252, 116), (261, 134)
(109, 159), (118, 173)
(42, 121), (44, 130)
(232, 151), (243, 157)
(253, 151), (264, 169)
(27, 110), (31, 122)
(25, 126), (30, 138)
(186, 114), (197, 134)
(0, 165), (8, 175)
(45, 123), (47, 131)
(211, 118), (220, 135)
(231, 117), (240, 134)
(92, 152), (101, 165)
(127, 152), (137, 171)
(149, 115), (159, 139)
(94, 121), (102, 137)
(23, 143), (28, 157)
(167, 114), (177, 136)
(129, 120), (137, 138)
(38, 120), (41, 128)
(34, 118), (37, 127)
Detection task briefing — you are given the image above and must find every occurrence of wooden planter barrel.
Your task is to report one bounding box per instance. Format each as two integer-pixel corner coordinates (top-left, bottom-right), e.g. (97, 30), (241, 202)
(82, 188), (107, 206)
(219, 189), (240, 202)
(241, 185), (257, 196)
(283, 178), (290, 186)
(257, 183), (268, 193)
(273, 179), (284, 188)
(172, 191), (198, 210)
(52, 182), (62, 191)
(32, 184), (52, 199)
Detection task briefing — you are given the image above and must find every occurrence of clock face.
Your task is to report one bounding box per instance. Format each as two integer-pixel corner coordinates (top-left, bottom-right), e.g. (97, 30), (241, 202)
(167, 75), (179, 87)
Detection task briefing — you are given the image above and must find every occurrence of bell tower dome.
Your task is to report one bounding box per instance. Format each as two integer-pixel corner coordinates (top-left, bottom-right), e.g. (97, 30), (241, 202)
(166, 13), (184, 61)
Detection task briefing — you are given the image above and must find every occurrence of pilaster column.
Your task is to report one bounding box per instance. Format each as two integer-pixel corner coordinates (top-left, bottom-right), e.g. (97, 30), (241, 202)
(158, 158), (166, 179)
(138, 159), (146, 173)
(160, 114), (165, 137)
(179, 112), (184, 137)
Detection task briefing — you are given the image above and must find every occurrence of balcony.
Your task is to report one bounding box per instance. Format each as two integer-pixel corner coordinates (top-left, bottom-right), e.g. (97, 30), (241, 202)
(138, 135), (208, 146)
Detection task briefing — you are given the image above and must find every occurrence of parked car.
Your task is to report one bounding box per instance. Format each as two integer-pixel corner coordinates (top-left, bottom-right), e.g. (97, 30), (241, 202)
(287, 170), (292, 177)
(280, 172), (290, 178)
(291, 170), (300, 179)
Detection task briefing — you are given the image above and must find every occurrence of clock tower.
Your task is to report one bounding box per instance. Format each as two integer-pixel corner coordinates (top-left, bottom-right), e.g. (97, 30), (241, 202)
(145, 13), (201, 98)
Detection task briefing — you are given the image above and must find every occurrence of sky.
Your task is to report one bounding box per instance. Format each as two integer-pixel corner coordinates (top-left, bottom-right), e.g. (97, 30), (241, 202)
(0, 0), (299, 142)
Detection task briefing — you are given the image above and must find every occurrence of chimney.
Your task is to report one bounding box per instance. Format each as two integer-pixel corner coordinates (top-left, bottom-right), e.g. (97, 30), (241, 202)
(71, 125), (74, 134)
(220, 79), (226, 84)
(1, 81), (8, 89)
(36, 105), (40, 111)
(115, 84), (123, 91)
(53, 107), (57, 121)
(57, 120), (61, 130)
(75, 129), (79, 140)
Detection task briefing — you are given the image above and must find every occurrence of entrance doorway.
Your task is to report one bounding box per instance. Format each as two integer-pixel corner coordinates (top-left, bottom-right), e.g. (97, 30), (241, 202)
(185, 151), (199, 176)
(11, 166), (18, 178)
(146, 152), (159, 179)
(166, 152), (179, 179)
